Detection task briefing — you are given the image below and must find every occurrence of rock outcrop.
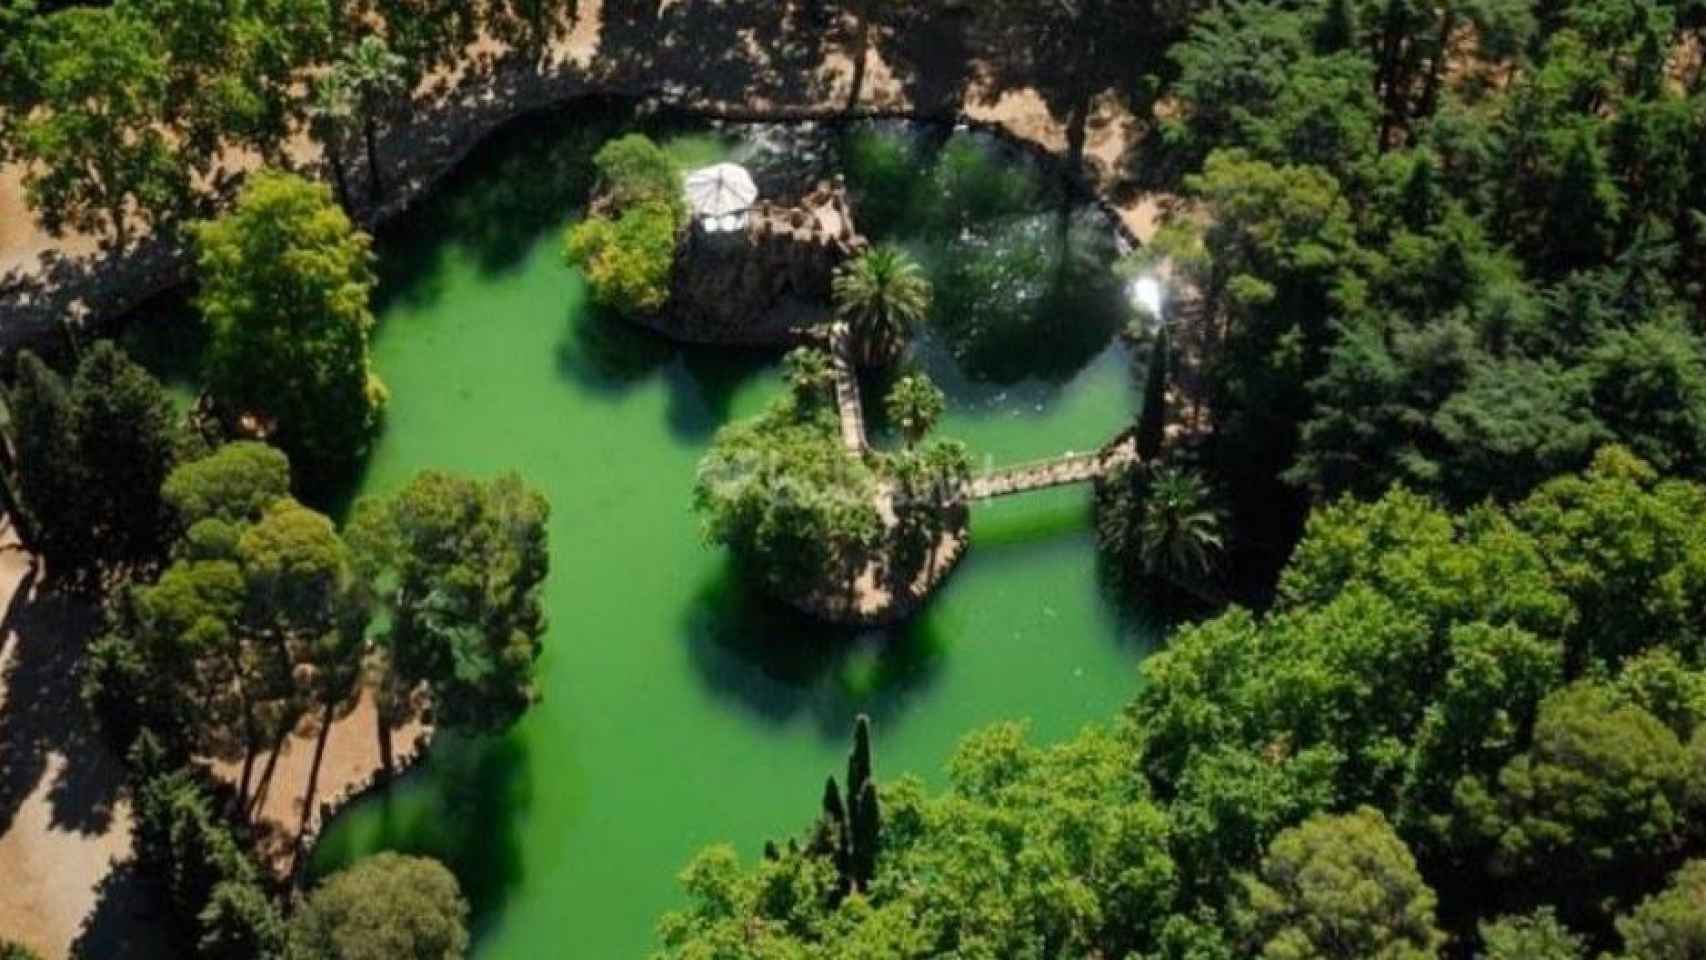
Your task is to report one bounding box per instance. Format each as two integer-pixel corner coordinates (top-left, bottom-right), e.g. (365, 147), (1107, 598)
(646, 177), (868, 345)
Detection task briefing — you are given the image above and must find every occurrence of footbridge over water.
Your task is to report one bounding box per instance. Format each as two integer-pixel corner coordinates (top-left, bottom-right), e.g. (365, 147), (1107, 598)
(815, 324), (1140, 498)
(962, 432), (1140, 502)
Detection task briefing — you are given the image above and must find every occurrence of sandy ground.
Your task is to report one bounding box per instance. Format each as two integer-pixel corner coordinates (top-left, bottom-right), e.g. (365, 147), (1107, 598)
(211, 692), (428, 876)
(0, 535), (135, 960)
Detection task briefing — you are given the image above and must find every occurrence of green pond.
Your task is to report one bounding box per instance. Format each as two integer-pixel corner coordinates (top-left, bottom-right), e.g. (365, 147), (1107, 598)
(266, 104), (1162, 958)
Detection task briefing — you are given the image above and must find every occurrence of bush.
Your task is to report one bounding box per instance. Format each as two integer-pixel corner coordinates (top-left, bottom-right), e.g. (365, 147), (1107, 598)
(564, 199), (680, 315)
(592, 133), (684, 215)
(563, 134), (687, 316)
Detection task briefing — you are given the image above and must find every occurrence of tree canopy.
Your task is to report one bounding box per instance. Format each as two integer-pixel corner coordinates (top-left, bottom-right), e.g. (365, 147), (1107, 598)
(287, 852), (470, 960)
(194, 170), (385, 475)
(563, 133), (686, 315)
(8, 343), (187, 584)
(348, 469), (550, 770)
(694, 359), (882, 598)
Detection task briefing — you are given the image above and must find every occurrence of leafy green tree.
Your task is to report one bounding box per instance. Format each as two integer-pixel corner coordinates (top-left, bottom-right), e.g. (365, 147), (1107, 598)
(1477, 909), (1587, 960)
(1583, 317), (1706, 476)
(1402, 622), (1564, 846)
(0, 942), (43, 960)
(1512, 446), (1706, 671)
(588, 133), (683, 212)
(783, 346), (838, 408)
(238, 497), (368, 842)
(103, 496), (354, 813)
(0, 0), (43, 127)
(195, 170), (386, 475)
(336, 35), (407, 204)
(1480, 681), (1694, 879)
(1613, 648), (1706, 742)
(287, 852), (469, 960)
(562, 134), (686, 315)
(142, 0), (331, 169)
(348, 471), (549, 774)
(1615, 859), (1706, 960)
(883, 373), (944, 448)
(1239, 806), (1445, 960)
(833, 245), (933, 367)
(7, 4), (190, 251)
(693, 390), (881, 599)
(657, 722), (1177, 959)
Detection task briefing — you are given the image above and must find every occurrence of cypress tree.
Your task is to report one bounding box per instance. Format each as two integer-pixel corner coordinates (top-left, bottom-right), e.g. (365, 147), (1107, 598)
(10, 351), (83, 573)
(847, 714), (872, 804)
(1137, 327), (1169, 462)
(821, 774), (848, 836)
(68, 341), (183, 569)
(1316, 0), (1357, 53)
(850, 779), (881, 893)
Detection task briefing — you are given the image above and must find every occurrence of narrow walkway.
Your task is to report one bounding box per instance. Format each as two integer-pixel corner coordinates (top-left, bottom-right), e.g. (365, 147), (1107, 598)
(964, 435), (1139, 502)
(825, 323), (868, 455)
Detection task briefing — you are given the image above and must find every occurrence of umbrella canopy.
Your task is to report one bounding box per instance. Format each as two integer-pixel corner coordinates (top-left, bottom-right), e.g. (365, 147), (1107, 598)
(684, 163), (758, 226)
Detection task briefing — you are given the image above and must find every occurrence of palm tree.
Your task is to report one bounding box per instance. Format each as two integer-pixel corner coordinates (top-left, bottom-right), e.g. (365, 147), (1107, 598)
(1140, 466), (1224, 587)
(307, 70), (356, 210)
(783, 346), (837, 409)
(832, 245), (932, 367)
(883, 373), (944, 448)
(339, 36), (407, 204)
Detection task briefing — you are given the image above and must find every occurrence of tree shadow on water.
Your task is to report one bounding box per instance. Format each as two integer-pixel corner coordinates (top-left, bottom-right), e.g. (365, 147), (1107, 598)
(681, 561), (945, 742)
(555, 303), (777, 441)
(369, 98), (641, 315)
(307, 732), (530, 937)
(556, 303), (678, 393)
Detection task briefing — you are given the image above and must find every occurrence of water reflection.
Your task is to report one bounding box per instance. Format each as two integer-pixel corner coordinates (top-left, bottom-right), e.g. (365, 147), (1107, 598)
(306, 732), (533, 938)
(839, 124), (1131, 392)
(682, 561), (945, 739)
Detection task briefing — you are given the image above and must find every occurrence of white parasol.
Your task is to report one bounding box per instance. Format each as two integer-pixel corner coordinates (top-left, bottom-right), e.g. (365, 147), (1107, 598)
(683, 163), (758, 232)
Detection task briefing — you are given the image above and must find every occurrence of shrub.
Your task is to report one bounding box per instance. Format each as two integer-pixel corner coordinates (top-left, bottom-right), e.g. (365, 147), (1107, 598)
(565, 199), (680, 315)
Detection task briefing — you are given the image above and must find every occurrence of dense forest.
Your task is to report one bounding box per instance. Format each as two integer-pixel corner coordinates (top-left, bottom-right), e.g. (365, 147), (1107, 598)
(3, 0), (1706, 958)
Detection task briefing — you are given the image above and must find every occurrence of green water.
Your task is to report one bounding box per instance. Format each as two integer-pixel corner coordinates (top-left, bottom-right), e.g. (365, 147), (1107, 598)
(305, 105), (1158, 958)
